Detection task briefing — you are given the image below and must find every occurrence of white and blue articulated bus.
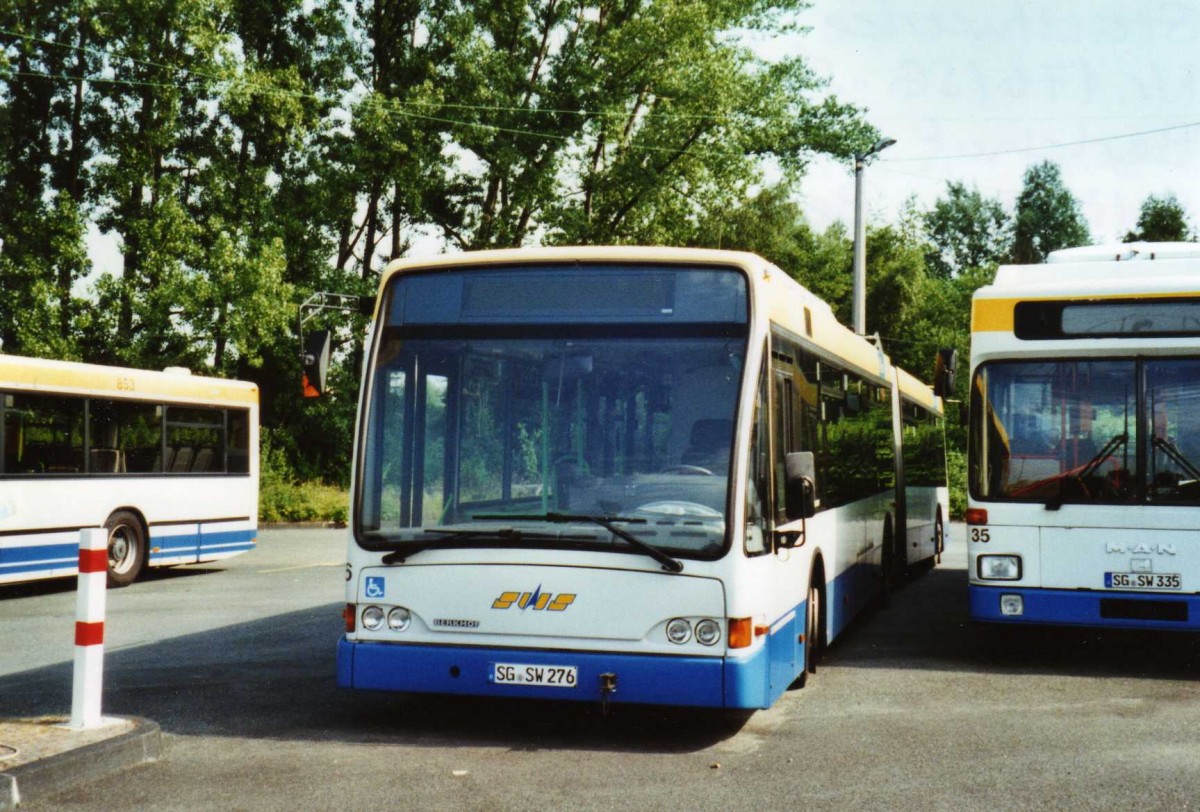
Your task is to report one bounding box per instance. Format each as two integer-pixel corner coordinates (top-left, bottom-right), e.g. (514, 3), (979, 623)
(968, 242), (1200, 630)
(338, 247), (948, 709)
(0, 355), (259, 587)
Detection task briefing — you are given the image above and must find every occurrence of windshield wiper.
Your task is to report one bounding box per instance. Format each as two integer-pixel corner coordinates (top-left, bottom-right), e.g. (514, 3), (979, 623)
(1046, 433), (1127, 510)
(1152, 436), (1200, 482)
(380, 526), (593, 565)
(474, 512), (684, 573)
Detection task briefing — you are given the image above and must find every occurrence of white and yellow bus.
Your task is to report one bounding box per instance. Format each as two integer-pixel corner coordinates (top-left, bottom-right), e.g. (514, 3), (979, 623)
(0, 355), (259, 587)
(337, 246), (948, 709)
(969, 242), (1200, 629)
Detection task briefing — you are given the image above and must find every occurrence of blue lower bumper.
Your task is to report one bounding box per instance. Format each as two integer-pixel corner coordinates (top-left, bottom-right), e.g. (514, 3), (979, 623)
(337, 638), (773, 709)
(970, 585), (1200, 630)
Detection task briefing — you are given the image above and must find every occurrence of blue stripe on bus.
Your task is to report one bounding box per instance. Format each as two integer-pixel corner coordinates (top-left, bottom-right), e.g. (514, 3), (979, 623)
(2, 525), (256, 580)
(198, 529), (255, 550)
(338, 637), (761, 707)
(0, 558), (78, 576)
(0, 543), (78, 568)
(149, 528), (255, 562)
(827, 559), (883, 640)
(338, 610), (806, 710)
(970, 584), (1200, 631)
(336, 563), (886, 710)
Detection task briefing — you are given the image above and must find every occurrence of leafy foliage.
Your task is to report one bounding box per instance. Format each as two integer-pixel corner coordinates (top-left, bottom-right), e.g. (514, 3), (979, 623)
(1124, 193), (1194, 242)
(923, 181), (1009, 278)
(0, 1), (874, 498)
(3, 4), (1093, 520)
(1011, 160), (1090, 263)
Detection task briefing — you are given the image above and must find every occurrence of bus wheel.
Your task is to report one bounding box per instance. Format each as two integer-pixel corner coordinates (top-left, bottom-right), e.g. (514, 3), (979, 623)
(804, 578), (823, 677)
(105, 510), (146, 588)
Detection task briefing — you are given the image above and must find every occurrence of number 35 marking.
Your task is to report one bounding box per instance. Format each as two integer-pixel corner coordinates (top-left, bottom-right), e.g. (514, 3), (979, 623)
(970, 527), (990, 543)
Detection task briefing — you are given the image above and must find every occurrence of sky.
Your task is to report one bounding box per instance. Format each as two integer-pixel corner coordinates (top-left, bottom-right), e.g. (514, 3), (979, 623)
(786, 0), (1200, 243)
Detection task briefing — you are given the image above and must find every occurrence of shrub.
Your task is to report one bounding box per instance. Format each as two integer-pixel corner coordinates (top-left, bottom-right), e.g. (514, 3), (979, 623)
(260, 479), (349, 523)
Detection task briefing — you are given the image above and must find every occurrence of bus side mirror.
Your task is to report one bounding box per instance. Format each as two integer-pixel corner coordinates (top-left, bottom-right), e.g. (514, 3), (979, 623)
(302, 330), (331, 398)
(784, 451), (817, 521)
(934, 347), (957, 399)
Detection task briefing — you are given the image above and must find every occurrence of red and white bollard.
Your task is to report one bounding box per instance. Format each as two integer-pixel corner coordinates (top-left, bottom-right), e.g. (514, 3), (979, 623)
(68, 527), (108, 729)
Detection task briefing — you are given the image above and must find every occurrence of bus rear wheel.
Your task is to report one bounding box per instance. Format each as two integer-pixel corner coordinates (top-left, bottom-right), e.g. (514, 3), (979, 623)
(804, 578), (823, 677)
(105, 510), (146, 588)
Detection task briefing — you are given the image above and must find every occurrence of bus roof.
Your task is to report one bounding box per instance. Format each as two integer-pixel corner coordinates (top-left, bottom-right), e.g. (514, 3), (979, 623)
(1046, 241), (1200, 263)
(896, 365), (942, 413)
(377, 245), (770, 282)
(973, 243), (1200, 335)
(979, 244), (1200, 302)
(0, 354), (258, 405)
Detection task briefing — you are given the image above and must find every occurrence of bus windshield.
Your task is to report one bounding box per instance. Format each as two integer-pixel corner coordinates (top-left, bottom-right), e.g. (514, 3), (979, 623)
(970, 358), (1200, 505)
(357, 265), (749, 559)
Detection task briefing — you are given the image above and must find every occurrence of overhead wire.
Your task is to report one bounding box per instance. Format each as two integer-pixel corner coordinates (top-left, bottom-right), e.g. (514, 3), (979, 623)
(0, 26), (744, 124)
(9, 25), (1199, 190)
(884, 121), (1200, 162)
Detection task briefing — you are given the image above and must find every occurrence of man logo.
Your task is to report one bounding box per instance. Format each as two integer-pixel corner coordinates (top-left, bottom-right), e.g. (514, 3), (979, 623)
(492, 585), (575, 612)
(1105, 542), (1177, 555)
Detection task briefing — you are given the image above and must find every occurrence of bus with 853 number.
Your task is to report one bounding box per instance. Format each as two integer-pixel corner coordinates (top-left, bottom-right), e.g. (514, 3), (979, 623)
(968, 242), (1200, 630)
(0, 355), (259, 587)
(331, 246), (950, 709)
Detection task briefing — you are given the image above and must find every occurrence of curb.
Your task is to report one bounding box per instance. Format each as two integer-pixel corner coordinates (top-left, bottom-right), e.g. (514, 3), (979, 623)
(260, 522), (347, 530)
(0, 717), (161, 810)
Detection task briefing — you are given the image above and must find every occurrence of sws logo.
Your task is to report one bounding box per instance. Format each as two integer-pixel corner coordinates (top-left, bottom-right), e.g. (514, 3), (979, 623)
(492, 585), (575, 612)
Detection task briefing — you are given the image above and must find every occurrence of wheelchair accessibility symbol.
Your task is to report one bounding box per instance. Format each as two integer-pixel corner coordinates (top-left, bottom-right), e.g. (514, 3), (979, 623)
(364, 576), (386, 599)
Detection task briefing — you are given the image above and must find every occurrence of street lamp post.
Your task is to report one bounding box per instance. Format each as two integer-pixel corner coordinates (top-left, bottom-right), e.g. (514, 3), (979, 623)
(851, 136), (896, 335)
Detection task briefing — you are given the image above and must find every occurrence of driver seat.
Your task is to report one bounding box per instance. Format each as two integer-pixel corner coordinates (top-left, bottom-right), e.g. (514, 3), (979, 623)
(680, 419), (732, 469)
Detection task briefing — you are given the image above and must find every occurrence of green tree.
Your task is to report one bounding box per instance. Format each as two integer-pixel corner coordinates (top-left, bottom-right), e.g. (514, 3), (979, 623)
(922, 181), (1009, 278)
(692, 186), (853, 320)
(1010, 160), (1090, 264)
(0, 1), (98, 357)
(426, 0), (874, 250)
(1124, 193), (1193, 242)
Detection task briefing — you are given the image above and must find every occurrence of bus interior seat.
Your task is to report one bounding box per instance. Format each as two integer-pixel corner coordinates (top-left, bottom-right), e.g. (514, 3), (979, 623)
(170, 446), (194, 472)
(680, 419), (733, 468)
(150, 447), (175, 473)
(31, 443), (83, 473)
(89, 448), (125, 473)
(667, 365), (739, 465)
(190, 446), (215, 472)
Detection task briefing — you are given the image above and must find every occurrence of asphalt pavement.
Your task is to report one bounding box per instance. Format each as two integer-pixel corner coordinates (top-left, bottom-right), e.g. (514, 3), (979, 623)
(2, 525), (1199, 811)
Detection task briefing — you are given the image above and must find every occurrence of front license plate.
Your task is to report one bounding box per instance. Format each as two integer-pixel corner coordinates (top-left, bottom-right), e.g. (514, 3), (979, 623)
(1105, 572), (1182, 590)
(491, 662), (578, 688)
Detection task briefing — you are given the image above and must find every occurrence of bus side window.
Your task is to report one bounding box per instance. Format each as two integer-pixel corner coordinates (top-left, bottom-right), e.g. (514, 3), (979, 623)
(227, 409), (250, 473)
(4, 393), (85, 474)
(745, 355), (771, 555)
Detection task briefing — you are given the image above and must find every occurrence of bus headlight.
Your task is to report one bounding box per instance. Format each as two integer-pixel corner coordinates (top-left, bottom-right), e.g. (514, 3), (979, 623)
(666, 618), (692, 645)
(362, 605), (385, 631)
(695, 619), (722, 646)
(978, 555), (1022, 581)
(387, 606), (412, 632)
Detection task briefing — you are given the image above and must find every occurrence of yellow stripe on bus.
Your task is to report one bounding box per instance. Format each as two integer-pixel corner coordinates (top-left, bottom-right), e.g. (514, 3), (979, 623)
(973, 289), (1200, 334)
(0, 357), (258, 405)
(971, 298), (1016, 333)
